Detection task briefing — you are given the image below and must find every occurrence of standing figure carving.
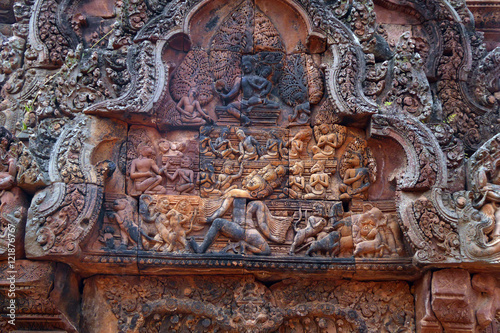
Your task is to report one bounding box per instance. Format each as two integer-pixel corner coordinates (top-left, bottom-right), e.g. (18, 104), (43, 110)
(289, 203), (328, 255)
(475, 157), (500, 243)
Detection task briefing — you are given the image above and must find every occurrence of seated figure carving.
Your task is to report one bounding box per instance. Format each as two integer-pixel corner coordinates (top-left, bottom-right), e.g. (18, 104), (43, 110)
(199, 161), (221, 197)
(261, 130), (287, 160)
(164, 156), (196, 194)
(312, 124), (345, 160)
(287, 129), (312, 159)
(236, 129), (261, 162)
(130, 144), (166, 195)
(217, 161), (243, 194)
(339, 151), (370, 201)
(287, 161), (305, 199)
(217, 56), (278, 126)
(304, 161), (329, 199)
(213, 127), (239, 159)
(176, 87), (213, 125)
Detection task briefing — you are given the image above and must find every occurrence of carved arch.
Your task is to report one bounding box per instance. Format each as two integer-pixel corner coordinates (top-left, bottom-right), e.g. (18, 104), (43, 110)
(84, 0), (378, 124)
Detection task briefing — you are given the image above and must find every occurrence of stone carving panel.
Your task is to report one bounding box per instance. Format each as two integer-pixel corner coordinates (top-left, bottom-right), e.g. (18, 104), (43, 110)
(0, 0), (499, 330)
(82, 275), (415, 333)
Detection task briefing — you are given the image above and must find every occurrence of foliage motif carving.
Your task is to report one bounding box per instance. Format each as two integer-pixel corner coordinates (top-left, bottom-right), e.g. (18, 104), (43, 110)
(83, 275), (414, 332)
(0, 0), (499, 330)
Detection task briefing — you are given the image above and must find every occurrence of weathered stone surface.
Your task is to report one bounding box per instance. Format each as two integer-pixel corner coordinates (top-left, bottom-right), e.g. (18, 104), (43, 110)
(416, 269), (500, 332)
(0, 260), (80, 332)
(0, 0), (498, 330)
(82, 275), (414, 333)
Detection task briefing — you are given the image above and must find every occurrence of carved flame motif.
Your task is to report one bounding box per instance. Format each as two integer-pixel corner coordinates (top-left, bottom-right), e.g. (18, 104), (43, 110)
(209, 50), (241, 91)
(279, 54), (308, 107)
(210, 0), (254, 53)
(254, 11), (284, 52)
(169, 48), (213, 106)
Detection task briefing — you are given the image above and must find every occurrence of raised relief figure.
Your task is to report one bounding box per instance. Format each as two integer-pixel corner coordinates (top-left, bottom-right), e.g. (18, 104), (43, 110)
(475, 158), (500, 243)
(352, 206), (390, 258)
(176, 87), (213, 126)
(287, 161), (305, 199)
(199, 161), (221, 197)
(287, 128), (312, 159)
(218, 161), (243, 194)
(207, 163), (286, 223)
(151, 198), (198, 252)
(217, 55), (278, 126)
(339, 151), (370, 200)
(0, 132), (17, 190)
(213, 127), (239, 159)
(164, 156), (196, 195)
(311, 124), (346, 160)
(130, 144), (166, 195)
(200, 126), (217, 158)
(189, 200), (291, 255)
(0, 128), (27, 258)
(236, 129), (261, 162)
(107, 198), (138, 249)
(304, 161), (329, 199)
(289, 203), (328, 255)
(261, 130), (287, 160)
(339, 139), (376, 201)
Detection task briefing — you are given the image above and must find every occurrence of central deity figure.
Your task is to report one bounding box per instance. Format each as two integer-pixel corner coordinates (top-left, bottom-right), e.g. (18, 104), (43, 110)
(218, 55), (278, 126)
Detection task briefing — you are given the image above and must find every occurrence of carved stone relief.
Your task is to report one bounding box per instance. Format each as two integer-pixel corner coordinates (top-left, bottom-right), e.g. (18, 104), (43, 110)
(82, 275), (415, 333)
(0, 0), (499, 330)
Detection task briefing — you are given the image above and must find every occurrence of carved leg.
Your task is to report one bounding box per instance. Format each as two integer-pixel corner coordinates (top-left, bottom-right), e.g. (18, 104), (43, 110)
(144, 175), (165, 194)
(190, 218), (245, 254)
(176, 183), (195, 194)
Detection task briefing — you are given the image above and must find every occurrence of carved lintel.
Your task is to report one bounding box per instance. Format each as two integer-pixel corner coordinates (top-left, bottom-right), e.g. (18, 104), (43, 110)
(82, 274), (415, 332)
